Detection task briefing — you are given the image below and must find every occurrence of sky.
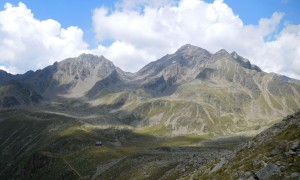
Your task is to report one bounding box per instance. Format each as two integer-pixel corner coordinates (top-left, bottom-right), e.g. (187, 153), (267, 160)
(0, 0), (300, 79)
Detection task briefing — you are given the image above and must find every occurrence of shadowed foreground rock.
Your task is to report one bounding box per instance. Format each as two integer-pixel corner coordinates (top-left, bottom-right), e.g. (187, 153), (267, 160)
(192, 111), (300, 179)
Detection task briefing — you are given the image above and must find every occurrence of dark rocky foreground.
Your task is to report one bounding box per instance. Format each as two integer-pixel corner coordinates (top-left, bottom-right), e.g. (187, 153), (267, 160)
(94, 146), (234, 179)
(191, 111), (300, 179)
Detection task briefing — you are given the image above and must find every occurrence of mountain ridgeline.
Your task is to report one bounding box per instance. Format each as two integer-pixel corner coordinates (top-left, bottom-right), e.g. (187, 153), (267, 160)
(1, 44), (300, 135)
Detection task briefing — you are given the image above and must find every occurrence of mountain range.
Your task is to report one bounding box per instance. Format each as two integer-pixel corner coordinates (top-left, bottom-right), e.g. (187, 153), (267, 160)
(1, 44), (299, 136)
(1, 44), (300, 179)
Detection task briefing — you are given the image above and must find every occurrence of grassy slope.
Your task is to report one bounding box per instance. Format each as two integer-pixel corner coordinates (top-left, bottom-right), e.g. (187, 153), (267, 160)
(0, 109), (210, 179)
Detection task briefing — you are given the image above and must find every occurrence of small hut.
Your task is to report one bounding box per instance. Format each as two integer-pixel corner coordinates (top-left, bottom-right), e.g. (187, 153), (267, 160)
(95, 141), (102, 146)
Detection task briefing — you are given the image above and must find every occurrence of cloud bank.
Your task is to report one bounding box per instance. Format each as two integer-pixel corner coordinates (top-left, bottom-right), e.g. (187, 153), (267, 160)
(0, 2), (88, 73)
(0, 0), (300, 79)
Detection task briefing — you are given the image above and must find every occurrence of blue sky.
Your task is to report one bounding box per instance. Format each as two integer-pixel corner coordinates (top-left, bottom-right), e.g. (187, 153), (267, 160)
(2, 0), (299, 46)
(0, 0), (114, 47)
(0, 0), (300, 79)
(224, 0), (300, 25)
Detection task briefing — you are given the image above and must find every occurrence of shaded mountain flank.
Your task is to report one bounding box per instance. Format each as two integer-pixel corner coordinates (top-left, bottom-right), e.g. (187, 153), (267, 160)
(0, 80), (42, 108)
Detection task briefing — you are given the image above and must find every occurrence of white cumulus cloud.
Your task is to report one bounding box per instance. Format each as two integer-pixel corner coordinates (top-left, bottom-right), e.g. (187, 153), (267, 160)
(1, 1), (299, 80)
(0, 2), (88, 74)
(91, 41), (156, 72)
(92, 0), (300, 79)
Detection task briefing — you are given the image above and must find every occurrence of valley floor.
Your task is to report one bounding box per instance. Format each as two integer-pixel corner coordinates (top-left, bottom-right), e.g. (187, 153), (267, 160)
(0, 109), (248, 179)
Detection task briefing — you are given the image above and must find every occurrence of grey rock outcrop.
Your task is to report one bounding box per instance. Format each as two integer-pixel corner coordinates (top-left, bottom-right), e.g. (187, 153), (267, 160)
(210, 158), (227, 173)
(256, 163), (281, 180)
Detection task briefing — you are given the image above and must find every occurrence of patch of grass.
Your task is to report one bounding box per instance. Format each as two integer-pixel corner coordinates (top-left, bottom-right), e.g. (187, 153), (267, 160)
(65, 146), (138, 176)
(258, 95), (272, 114)
(284, 96), (299, 111)
(269, 94), (283, 110)
(0, 110), (82, 179)
(135, 124), (173, 137)
(157, 134), (210, 147)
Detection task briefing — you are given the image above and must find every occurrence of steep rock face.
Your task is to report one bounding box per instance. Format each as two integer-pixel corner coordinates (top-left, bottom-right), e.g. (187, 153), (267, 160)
(23, 54), (129, 98)
(85, 70), (125, 99)
(136, 44), (212, 85)
(49, 54), (116, 98)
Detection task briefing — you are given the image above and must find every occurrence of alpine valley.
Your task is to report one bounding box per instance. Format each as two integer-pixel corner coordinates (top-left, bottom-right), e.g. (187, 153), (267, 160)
(0, 44), (299, 179)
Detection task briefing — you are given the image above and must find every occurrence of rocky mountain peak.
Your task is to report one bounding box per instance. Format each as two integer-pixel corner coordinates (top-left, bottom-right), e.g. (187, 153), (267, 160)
(231, 51), (239, 59)
(215, 49), (229, 55)
(0, 70), (16, 84)
(65, 53), (112, 67)
(56, 54), (116, 78)
(176, 44), (199, 51)
(176, 44), (212, 57)
(78, 53), (99, 58)
(78, 53), (106, 61)
(230, 51), (262, 72)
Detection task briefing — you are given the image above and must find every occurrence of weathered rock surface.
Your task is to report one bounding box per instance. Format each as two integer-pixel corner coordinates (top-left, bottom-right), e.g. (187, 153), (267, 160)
(256, 163), (281, 180)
